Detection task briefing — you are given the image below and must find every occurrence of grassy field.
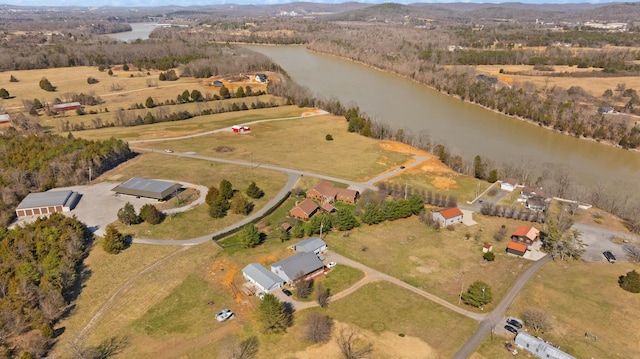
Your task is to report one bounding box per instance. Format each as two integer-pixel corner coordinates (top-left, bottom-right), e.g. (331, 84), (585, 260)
(132, 114), (412, 182)
(474, 260), (640, 359)
(325, 215), (534, 312)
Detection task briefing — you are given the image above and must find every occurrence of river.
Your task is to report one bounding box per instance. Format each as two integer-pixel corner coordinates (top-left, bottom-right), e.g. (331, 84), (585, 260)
(246, 45), (640, 191)
(107, 23), (157, 42)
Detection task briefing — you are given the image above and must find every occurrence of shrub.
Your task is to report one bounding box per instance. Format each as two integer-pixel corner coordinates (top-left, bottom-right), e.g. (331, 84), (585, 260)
(39, 77), (56, 92)
(326, 134), (333, 141)
(483, 251), (495, 261)
(0, 88), (9, 99)
(619, 270), (640, 293)
(9, 74), (18, 82)
(461, 281), (492, 307)
(122, 63), (129, 71)
(140, 204), (162, 225)
(87, 76), (99, 84)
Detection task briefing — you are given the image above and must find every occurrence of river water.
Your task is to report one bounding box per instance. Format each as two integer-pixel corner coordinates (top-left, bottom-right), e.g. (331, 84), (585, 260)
(104, 24), (639, 191)
(246, 45), (640, 190)
(107, 23), (157, 42)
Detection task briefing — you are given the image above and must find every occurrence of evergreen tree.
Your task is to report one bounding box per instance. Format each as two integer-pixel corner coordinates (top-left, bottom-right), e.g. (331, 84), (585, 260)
(487, 169), (498, 183)
(246, 181), (264, 199)
(474, 155), (485, 179)
(335, 208), (359, 231)
(461, 281), (493, 307)
(236, 86), (246, 98)
(103, 224), (126, 254)
(205, 186), (220, 205)
(191, 89), (203, 102)
(241, 224), (261, 248)
(230, 193), (251, 215)
(361, 203), (384, 225)
(122, 63), (129, 71)
(181, 89), (191, 103)
(619, 270), (640, 293)
(39, 77), (56, 91)
(220, 179), (234, 200)
(292, 221), (305, 238)
(10, 74), (18, 82)
(145, 96), (155, 108)
(408, 194), (425, 215)
(209, 198), (230, 218)
(219, 85), (231, 99)
(255, 294), (292, 333)
(108, 69), (113, 76)
(33, 98), (43, 109)
(245, 85), (253, 96)
(117, 202), (140, 225)
(140, 204), (162, 225)
(306, 213), (332, 236)
(278, 227), (291, 242)
(0, 88), (9, 99)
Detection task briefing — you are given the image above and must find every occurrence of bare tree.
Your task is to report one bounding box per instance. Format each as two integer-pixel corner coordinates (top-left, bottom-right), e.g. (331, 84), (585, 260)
(222, 336), (259, 359)
(337, 327), (373, 359)
(493, 225), (508, 242)
(623, 243), (640, 263)
(522, 307), (553, 332)
(294, 270), (312, 299)
(303, 312), (333, 344)
(315, 281), (331, 308)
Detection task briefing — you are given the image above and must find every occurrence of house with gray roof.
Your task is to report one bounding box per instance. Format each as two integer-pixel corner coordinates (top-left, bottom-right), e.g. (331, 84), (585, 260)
(294, 237), (327, 255)
(111, 177), (182, 200)
(242, 263), (284, 293)
(16, 190), (81, 217)
(271, 252), (325, 283)
(515, 332), (576, 359)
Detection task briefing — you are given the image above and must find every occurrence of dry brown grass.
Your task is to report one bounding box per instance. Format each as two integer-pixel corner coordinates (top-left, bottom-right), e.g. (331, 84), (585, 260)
(503, 260), (640, 358)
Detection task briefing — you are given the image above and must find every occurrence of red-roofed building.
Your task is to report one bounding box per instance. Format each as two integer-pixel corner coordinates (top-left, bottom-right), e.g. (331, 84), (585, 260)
(289, 199), (319, 220)
(53, 102), (82, 112)
(306, 181), (359, 204)
(506, 241), (528, 256)
(511, 226), (540, 244)
(432, 207), (464, 227)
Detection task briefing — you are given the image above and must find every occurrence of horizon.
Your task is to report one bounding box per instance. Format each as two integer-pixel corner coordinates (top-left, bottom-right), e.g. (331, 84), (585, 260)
(0, 0), (626, 8)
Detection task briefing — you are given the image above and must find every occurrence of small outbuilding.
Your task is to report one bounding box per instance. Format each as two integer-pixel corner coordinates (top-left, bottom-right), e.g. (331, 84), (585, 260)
(242, 263), (284, 293)
(506, 241), (527, 257)
(432, 207), (464, 227)
(111, 178), (182, 200)
(53, 102), (82, 112)
(482, 243), (493, 253)
(16, 190), (81, 217)
(0, 114), (10, 124)
(294, 237), (327, 255)
(212, 80), (223, 87)
(501, 178), (518, 192)
(255, 73), (268, 83)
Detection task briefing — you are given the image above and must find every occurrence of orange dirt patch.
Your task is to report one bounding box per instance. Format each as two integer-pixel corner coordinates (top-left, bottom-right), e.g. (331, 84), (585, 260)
(431, 176), (458, 190)
(379, 140), (429, 156)
(416, 156), (454, 175)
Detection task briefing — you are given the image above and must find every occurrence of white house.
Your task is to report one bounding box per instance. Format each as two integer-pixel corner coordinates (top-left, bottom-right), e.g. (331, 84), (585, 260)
(515, 332), (576, 359)
(271, 252), (325, 283)
(432, 207), (464, 227)
(242, 263), (284, 293)
(294, 237), (327, 255)
(501, 178), (518, 192)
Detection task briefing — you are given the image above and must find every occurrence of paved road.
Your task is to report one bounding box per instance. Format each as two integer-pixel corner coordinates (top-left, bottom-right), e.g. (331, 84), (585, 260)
(451, 255), (551, 359)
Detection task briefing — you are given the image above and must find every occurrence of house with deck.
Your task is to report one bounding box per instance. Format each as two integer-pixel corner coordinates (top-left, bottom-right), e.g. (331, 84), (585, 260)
(511, 226), (540, 245)
(306, 181), (359, 204)
(271, 252), (325, 283)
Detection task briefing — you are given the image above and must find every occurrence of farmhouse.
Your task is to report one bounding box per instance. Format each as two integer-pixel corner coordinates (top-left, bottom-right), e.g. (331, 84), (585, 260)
(432, 207), (464, 227)
(511, 226), (540, 244)
(52, 102), (82, 112)
(242, 263), (284, 293)
(294, 237), (327, 255)
(521, 187), (552, 200)
(271, 252), (325, 283)
(526, 196), (548, 212)
(289, 199), (320, 220)
(111, 178), (182, 200)
(506, 241), (528, 257)
(306, 181), (359, 204)
(501, 178), (518, 192)
(515, 332), (576, 359)
(16, 190), (81, 218)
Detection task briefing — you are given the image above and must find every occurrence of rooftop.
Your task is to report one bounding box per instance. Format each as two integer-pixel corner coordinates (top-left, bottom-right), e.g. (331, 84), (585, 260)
(17, 190), (74, 209)
(112, 177), (179, 193)
(438, 207), (463, 219)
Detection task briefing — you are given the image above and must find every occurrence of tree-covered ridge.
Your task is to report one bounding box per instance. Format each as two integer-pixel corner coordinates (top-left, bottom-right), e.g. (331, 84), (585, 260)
(0, 213), (92, 358)
(0, 132), (132, 226)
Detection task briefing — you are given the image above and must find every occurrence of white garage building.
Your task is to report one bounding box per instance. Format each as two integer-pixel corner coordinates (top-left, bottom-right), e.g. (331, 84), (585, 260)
(16, 190), (81, 218)
(242, 263), (284, 293)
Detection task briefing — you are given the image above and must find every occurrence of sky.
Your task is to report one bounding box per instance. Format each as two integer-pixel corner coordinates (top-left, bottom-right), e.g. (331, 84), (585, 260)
(0, 0), (625, 7)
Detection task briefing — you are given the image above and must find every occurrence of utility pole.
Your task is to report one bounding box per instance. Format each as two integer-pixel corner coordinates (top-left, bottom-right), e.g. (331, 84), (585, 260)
(88, 167), (92, 184)
(458, 283), (464, 305)
(405, 181), (408, 199)
(320, 222), (323, 238)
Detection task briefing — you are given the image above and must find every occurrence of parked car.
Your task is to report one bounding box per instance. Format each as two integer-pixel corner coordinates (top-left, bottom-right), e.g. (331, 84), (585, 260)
(257, 292), (265, 300)
(504, 325), (518, 335)
(505, 342), (518, 355)
(327, 261), (337, 268)
(282, 288), (292, 296)
(399, 166), (406, 169)
(603, 250), (616, 263)
(506, 318), (523, 329)
(215, 309), (233, 322)
(164, 149), (174, 153)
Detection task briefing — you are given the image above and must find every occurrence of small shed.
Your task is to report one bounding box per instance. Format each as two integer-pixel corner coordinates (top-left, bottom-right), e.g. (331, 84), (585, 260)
(111, 178), (182, 200)
(432, 207), (464, 227)
(482, 243), (493, 253)
(294, 237), (327, 255)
